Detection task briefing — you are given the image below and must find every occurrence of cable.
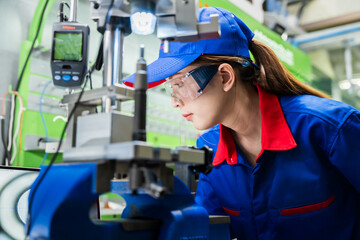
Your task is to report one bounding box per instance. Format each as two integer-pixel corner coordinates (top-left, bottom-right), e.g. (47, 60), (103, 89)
(5, 0), (50, 164)
(9, 91), (24, 166)
(59, 1), (70, 22)
(14, 0), (50, 92)
(7, 95), (15, 155)
(41, 152), (49, 167)
(1, 92), (11, 116)
(39, 81), (52, 165)
(103, 0), (115, 32)
(0, 117), (10, 166)
(40, 82), (51, 144)
(26, 72), (90, 236)
(89, 68), (94, 90)
(1, 92), (12, 165)
(1, 91), (24, 166)
(26, 1), (112, 233)
(93, 36), (104, 71)
(16, 106), (25, 166)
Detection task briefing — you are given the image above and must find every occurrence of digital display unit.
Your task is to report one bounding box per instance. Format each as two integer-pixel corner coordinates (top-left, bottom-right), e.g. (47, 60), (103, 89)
(0, 166), (39, 240)
(51, 22), (89, 88)
(53, 32), (83, 61)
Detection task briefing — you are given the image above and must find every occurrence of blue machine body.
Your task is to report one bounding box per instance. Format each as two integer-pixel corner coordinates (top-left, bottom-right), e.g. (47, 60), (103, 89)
(27, 162), (231, 240)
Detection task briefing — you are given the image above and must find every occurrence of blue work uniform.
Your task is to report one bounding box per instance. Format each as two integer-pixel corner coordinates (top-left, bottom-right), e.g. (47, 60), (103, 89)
(195, 86), (360, 240)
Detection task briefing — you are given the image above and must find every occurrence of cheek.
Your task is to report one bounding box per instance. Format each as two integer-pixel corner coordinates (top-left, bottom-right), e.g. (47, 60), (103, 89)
(190, 97), (223, 130)
(186, 79), (226, 130)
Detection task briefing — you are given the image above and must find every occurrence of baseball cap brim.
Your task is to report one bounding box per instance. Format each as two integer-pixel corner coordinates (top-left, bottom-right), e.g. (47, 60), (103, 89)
(122, 53), (201, 88)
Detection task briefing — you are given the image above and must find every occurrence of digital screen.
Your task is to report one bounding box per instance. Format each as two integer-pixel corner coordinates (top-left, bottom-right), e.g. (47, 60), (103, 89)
(0, 167), (39, 240)
(53, 32), (83, 61)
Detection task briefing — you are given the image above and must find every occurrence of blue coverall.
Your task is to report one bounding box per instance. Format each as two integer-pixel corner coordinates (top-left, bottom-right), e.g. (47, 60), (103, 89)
(196, 86), (360, 240)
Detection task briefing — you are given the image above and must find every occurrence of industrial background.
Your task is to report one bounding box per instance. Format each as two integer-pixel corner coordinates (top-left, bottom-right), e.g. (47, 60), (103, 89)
(1, 0), (358, 167)
(0, 0), (359, 239)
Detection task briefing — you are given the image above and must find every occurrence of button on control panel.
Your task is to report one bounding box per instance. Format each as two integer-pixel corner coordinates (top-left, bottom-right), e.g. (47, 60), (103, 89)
(52, 70), (84, 88)
(62, 75), (71, 81)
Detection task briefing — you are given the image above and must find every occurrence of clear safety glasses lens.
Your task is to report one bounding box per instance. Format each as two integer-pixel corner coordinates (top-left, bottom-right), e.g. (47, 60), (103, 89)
(164, 65), (218, 103)
(164, 74), (201, 103)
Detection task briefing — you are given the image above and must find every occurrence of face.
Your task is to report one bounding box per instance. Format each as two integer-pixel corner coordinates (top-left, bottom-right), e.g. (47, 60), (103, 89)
(165, 72), (201, 105)
(168, 64), (234, 130)
(164, 65), (219, 105)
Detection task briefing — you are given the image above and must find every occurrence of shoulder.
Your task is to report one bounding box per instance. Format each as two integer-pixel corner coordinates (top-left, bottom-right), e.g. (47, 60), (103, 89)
(279, 95), (358, 128)
(196, 124), (220, 149)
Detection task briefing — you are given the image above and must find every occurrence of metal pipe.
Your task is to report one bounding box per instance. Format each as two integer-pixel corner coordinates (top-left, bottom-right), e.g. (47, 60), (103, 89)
(344, 40), (353, 92)
(103, 28), (114, 87)
(300, 11), (360, 32)
(293, 25), (360, 47)
(132, 45), (147, 141)
(69, 0), (77, 22)
(103, 26), (125, 87)
(102, 96), (112, 113)
(114, 27), (124, 85)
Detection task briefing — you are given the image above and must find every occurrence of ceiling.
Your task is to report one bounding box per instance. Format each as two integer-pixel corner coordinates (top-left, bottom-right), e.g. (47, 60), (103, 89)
(264, 0), (360, 108)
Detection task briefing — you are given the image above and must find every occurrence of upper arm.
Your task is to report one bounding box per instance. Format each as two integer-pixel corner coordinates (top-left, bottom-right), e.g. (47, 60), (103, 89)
(195, 173), (225, 215)
(195, 126), (224, 214)
(328, 111), (360, 192)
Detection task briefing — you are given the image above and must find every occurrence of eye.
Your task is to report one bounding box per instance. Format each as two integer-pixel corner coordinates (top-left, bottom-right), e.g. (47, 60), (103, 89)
(171, 79), (184, 88)
(173, 82), (184, 88)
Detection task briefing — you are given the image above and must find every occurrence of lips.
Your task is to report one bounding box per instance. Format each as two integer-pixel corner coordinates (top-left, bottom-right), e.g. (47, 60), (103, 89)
(182, 113), (193, 121)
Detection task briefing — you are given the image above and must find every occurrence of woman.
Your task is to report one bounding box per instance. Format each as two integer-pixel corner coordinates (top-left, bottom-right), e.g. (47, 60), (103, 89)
(124, 7), (360, 240)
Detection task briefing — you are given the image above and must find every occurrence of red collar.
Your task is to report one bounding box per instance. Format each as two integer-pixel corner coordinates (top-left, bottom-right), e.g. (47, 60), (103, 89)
(213, 85), (297, 166)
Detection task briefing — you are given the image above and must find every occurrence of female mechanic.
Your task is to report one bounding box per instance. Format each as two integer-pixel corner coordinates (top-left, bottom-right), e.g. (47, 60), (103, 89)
(124, 7), (360, 240)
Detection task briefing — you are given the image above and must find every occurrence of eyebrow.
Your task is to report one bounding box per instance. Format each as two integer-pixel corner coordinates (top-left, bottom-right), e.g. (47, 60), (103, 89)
(168, 72), (183, 80)
(168, 65), (197, 80)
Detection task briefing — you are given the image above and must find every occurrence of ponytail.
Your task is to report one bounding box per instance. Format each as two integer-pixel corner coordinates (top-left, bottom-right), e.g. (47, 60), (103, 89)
(193, 40), (328, 98)
(249, 40), (329, 98)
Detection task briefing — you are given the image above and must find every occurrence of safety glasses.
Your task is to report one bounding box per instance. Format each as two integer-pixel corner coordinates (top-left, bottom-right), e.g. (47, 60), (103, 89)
(164, 65), (219, 104)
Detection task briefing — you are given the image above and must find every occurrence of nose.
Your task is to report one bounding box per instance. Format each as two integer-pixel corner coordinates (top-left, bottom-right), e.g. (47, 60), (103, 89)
(171, 95), (184, 108)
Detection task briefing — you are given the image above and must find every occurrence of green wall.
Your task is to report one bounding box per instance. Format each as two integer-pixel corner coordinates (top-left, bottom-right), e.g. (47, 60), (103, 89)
(13, 0), (311, 167)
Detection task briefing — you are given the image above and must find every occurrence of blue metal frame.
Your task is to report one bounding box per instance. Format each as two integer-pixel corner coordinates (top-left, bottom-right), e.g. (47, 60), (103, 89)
(27, 163), (231, 239)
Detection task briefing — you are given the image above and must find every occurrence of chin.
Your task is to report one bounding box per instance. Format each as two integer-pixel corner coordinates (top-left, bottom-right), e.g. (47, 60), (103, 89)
(192, 120), (216, 131)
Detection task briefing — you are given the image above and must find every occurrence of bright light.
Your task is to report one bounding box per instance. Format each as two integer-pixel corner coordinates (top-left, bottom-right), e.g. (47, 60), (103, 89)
(281, 32), (288, 41)
(130, 12), (156, 35)
(339, 78), (360, 90)
(339, 80), (351, 90)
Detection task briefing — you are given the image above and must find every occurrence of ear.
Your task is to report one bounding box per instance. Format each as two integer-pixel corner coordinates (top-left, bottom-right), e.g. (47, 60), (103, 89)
(218, 63), (236, 92)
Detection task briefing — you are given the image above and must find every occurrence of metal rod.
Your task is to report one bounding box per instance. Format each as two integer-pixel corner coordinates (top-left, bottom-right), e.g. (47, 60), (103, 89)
(69, 0), (77, 22)
(344, 40), (353, 88)
(103, 28), (113, 87)
(114, 27), (124, 85)
(132, 45), (147, 141)
(103, 26), (125, 87)
(102, 96), (112, 113)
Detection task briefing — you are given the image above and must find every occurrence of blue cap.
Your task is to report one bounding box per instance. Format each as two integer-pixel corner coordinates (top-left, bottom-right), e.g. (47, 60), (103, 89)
(123, 7), (254, 88)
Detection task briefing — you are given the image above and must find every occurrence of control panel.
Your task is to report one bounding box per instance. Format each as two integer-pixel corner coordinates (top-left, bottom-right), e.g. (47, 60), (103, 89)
(50, 22), (89, 88)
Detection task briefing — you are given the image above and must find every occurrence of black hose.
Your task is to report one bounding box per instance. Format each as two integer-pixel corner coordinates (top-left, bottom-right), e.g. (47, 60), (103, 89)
(1, 117), (11, 166)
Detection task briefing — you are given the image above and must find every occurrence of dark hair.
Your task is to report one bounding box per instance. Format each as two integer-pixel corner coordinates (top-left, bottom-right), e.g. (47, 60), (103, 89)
(192, 40), (329, 98)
